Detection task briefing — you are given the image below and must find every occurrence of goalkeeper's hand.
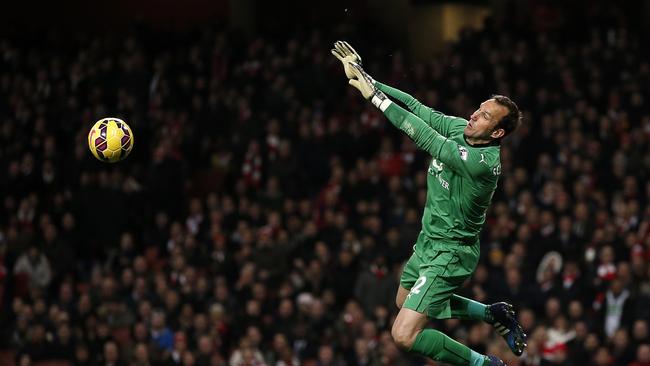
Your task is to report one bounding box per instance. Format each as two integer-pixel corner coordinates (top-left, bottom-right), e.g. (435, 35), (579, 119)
(347, 62), (376, 99)
(331, 41), (362, 79)
(347, 62), (392, 111)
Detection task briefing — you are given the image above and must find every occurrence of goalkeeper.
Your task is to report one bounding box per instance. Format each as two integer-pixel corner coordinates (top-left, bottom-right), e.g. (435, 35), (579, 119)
(332, 41), (526, 366)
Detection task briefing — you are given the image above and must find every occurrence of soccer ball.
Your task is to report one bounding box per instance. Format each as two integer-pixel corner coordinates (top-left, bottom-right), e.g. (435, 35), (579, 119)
(87, 117), (134, 163)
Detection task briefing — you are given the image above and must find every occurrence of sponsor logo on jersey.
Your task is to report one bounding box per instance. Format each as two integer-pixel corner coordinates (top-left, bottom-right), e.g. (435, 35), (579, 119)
(438, 175), (449, 190)
(429, 158), (444, 174)
(428, 159), (449, 190)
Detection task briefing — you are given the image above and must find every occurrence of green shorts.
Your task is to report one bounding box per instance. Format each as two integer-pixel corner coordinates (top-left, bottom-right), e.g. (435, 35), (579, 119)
(400, 236), (480, 319)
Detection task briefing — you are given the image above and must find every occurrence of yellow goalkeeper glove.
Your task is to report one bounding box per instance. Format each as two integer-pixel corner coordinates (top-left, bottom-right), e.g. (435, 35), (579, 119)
(347, 62), (392, 112)
(331, 40), (362, 79)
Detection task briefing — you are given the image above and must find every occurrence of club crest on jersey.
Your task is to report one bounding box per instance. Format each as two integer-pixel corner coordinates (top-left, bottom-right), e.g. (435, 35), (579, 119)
(458, 146), (468, 161)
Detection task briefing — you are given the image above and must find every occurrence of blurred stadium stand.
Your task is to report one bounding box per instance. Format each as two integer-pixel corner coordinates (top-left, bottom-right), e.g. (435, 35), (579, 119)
(1, 0), (650, 365)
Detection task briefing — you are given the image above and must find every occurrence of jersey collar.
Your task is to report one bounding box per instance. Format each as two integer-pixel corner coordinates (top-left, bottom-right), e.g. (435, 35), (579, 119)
(464, 135), (501, 148)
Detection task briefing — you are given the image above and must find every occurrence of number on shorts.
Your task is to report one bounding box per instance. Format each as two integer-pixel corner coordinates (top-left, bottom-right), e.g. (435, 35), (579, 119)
(411, 276), (427, 295)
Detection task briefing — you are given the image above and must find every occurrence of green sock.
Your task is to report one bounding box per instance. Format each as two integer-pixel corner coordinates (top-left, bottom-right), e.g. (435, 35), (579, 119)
(450, 295), (490, 322)
(410, 329), (489, 366)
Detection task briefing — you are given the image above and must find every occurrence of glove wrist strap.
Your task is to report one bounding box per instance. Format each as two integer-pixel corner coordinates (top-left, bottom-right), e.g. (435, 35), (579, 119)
(370, 91), (392, 112)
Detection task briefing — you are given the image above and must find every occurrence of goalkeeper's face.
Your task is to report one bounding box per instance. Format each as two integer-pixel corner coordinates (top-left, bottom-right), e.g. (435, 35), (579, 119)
(465, 99), (508, 142)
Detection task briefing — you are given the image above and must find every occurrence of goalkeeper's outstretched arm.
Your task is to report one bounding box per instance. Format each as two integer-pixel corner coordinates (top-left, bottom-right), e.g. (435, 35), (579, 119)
(373, 81), (460, 137)
(346, 62), (489, 180)
(331, 40), (463, 138)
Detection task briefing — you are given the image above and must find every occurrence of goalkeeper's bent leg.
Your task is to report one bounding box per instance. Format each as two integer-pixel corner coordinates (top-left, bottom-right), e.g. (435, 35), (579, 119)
(410, 329), (490, 366)
(392, 307), (490, 366)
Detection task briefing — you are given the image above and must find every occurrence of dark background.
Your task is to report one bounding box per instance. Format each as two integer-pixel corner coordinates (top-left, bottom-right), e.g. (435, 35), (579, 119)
(1, 1), (650, 366)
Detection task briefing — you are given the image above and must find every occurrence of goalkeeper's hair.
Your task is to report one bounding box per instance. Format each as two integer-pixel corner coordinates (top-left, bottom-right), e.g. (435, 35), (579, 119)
(492, 95), (522, 139)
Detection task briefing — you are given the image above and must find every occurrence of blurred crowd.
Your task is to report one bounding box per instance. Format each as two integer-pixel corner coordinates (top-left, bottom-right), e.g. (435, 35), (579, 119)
(1, 3), (650, 366)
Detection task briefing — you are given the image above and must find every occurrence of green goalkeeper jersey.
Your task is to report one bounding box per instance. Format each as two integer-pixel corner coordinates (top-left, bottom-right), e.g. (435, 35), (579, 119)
(376, 82), (501, 244)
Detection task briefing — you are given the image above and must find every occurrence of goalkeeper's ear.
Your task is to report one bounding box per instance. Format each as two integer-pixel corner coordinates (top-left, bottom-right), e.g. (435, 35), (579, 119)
(490, 127), (505, 140)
